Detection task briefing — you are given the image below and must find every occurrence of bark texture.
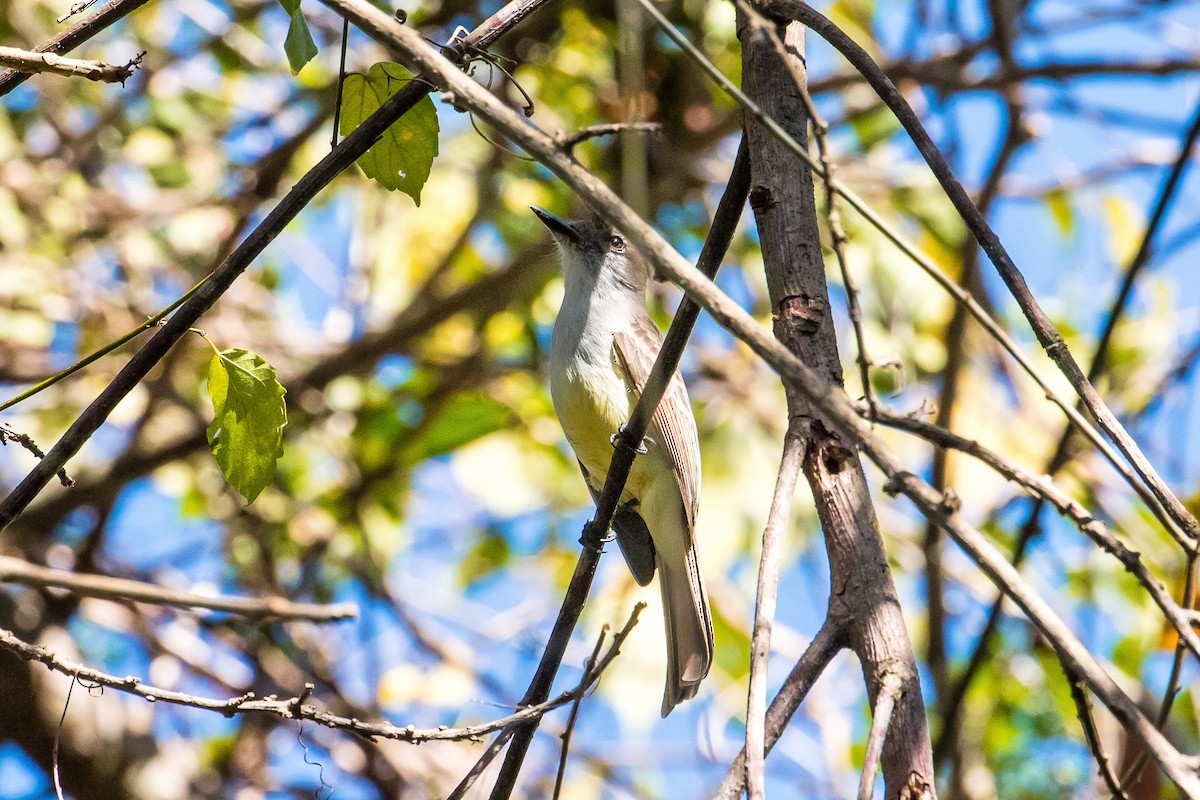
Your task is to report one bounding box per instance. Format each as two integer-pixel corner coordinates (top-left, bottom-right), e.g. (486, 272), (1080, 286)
(739, 15), (936, 798)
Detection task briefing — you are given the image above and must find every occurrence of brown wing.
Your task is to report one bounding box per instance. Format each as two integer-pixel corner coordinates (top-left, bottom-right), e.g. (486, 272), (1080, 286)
(613, 316), (701, 531)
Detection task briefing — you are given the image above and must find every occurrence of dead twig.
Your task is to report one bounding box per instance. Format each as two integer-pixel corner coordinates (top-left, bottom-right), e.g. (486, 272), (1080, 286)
(0, 556), (358, 622)
(0, 45), (143, 84)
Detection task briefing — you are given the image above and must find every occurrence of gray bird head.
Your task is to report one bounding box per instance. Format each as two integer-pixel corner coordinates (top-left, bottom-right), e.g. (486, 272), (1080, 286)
(531, 206), (648, 295)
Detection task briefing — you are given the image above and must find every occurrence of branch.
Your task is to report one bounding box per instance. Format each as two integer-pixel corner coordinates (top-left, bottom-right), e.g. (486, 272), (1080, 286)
(0, 556), (358, 623)
(282, 2), (1200, 791)
(934, 98), (1200, 765)
(0, 0), (555, 534)
(555, 122), (662, 153)
(858, 671), (904, 800)
(0, 45), (142, 84)
(633, 0), (1188, 551)
(448, 604), (646, 800)
(551, 625), (607, 800)
(870, 408), (1200, 664)
(0, 424), (72, 487)
(1064, 665), (1131, 800)
(0, 607), (639, 743)
(715, 620), (842, 799)
(745, 425), (805, 800)
(807, 56), (1200, 96)
(761, 0), (1200, 549)
(0, 0), (154, 97)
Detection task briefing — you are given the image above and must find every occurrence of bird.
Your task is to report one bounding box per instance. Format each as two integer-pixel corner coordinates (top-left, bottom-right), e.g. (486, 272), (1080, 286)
(532, 205), (713, 716)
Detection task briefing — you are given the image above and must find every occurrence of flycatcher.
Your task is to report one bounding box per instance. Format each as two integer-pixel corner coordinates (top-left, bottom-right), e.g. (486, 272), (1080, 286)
(532, 206), (713, 716)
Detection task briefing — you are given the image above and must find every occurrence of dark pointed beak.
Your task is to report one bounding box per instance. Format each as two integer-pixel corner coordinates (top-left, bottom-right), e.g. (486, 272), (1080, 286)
(531, 206), (581, 245)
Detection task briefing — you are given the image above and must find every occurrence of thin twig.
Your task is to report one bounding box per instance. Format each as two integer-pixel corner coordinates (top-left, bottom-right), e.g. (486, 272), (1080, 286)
(0, 0), (154, 96)
(0, 610), (636, 743)
(0, 424), (73, 487)
(0, 277), (205, 414)
(0, 556), (359, 622)
(1064, 664), (1131, 800)
(870, 408), (1200, 664)
(858, 671), (904, 800)
(331, 17), (350, 149)
(551, 625), (608, 800)
(716, 620), (842, 799)
(57, 0), (102, 24)
(52, 675), (76, 800)
(745, 425), (805, 800)
(447, 728), (515, 800)
(0, 45), (142, 84)
(555, 122), (662, 153)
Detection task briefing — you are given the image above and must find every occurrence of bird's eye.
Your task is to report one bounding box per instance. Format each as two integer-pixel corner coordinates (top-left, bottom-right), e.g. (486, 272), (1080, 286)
(609, 235), (625, 252)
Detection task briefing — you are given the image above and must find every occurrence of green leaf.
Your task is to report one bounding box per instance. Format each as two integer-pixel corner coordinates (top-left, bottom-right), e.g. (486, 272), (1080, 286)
(458, 530), (511, 587)
(206, 348), (288, 503)
(278, 0), (318, 74)
(848, 102), (899, 150)
(338, 62), (440, 203)
(400, 392), (512, 465)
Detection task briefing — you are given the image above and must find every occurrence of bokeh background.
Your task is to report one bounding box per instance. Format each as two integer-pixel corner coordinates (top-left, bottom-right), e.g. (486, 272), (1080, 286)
(3, 0), (1200, 797)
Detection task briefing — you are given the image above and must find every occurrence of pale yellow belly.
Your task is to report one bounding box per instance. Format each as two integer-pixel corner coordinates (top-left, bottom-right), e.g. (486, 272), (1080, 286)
(552, 361), (652, 499)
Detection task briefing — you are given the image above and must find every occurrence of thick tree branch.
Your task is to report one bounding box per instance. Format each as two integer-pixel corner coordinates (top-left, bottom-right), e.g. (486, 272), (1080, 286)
(760, 0), (1200, 548)
(740, 10), (934, 797)
(0, 556), (358, 622)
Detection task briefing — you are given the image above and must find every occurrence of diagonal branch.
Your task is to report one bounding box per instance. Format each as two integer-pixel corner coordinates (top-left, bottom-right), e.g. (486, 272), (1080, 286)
(0, 556), (358, 622)
(870, 409), (1200, 664)
(858, 671), (904, 800)
(715, 620), (842, 798)
(1064, 664), (1131, 800)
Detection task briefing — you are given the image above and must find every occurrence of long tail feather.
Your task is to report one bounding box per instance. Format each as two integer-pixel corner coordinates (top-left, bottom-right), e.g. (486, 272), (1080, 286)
(659, 545), (714, 716)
